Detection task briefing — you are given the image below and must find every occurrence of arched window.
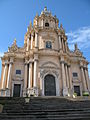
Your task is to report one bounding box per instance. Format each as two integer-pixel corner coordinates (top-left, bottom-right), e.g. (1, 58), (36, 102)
(45, 22), (49, 27)
(46, 41), (52, 49)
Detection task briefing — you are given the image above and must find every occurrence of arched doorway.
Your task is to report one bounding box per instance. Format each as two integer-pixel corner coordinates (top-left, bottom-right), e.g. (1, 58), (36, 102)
(44, 74), (56, 96)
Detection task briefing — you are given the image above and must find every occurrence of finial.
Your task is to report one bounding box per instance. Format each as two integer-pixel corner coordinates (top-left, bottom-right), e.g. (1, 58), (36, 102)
(54, 15), (56, 18)
(30, 20), (32, 27)
(36, 13), (38, 17)
(44, 6), (47, 11)
(27, 27), (29, 31)
(60, 23), (63, 29)
(13, 38), (16, 45)
(75, 43), (78, 50)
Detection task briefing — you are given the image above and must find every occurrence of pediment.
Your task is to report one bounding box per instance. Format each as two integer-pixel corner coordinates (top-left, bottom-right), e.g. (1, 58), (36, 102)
(41, 61), (59, 69)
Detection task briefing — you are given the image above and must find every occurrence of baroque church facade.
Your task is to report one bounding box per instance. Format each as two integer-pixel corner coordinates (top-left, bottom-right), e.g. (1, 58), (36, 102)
(0, 7), (90, 97)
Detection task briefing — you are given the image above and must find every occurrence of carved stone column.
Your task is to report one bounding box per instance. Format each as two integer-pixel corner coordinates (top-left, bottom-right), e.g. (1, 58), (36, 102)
(28, 62), (32, 89)
(27, 36), (30, 51)
(35, 32), (38, 48)
(5, 62), (12, 97)
(6, 63), (12, 89)
(61, 38), (64, 51)
(24, 63), (28, 89)
(34, 60), (37, 87)
(85, 68), (90, 91)
(65, 41), (67, 52)
(1, 62), (8, 89)
(80, 66), (87, 92)
(65, 64), (69, 89)
(68, 65), (73, 95)
(33, 54), (38, 96)
(31, 33), (34, 49)
(59, 35), (62, 50)
(42, 19), (44, 28)
(61, 61), (68, 96)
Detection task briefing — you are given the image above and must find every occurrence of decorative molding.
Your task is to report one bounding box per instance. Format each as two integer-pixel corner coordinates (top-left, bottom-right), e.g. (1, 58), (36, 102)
(40, 68), (59, 79)
(41, 61), (59, 69)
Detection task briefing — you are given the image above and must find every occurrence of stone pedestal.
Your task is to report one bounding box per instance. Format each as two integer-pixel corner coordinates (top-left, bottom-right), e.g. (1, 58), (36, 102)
(5, 89), (10, 97)
(63, 87), (68, 96)
(0, 89), (5, 97)
(33, 87), (38, 97)
(23, 89), (27, 97)
(27, 87), (38, 97)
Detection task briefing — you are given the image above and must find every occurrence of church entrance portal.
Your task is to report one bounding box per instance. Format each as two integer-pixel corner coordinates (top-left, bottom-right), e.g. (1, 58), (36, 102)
(74, 86), (80, 96)
(44, 74), (56, 96)
(13, 84), (21, 97)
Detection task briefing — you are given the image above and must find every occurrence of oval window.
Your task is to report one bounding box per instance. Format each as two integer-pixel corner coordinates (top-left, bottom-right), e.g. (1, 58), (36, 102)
(45, 23), (49, 27)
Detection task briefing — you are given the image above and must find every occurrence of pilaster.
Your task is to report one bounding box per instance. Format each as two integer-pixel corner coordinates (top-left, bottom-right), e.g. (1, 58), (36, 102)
(68, 65), (73, 96)
(27, 35), (30, 51)
(80, 66), (88, 92)
(35, 31), (38, 48)
(1, 62), (8, 89)
(60, 61), (68, 96)
(84, 67), (90, 91)
(31, 33), (34, 49)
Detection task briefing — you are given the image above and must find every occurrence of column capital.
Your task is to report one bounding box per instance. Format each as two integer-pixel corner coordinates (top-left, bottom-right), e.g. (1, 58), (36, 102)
(25, 56), (28, 62)
(4, 59), (9, 65)
(60, 61), (65, 64)
(5, 62), (8, 66)
(24, 62), (28, 65)
(29, 60), (33, 63)
(35, 30), (38, 34)
(80, 65), (84, 69)
(64, 62), (68, 66)
(27, 34), (30, 38)
(58, 32), (61, 36)
(61, 35), (64, 39)
(67, 64), (71, 67)
(34, 54), (38, 61)
(31, 32), (34, 36)
(9, 62), (13, 65)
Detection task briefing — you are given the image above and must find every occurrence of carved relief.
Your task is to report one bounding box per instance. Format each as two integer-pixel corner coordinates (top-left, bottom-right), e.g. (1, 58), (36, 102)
(40, 68), (59, 79)
(8, 39), (18, 52)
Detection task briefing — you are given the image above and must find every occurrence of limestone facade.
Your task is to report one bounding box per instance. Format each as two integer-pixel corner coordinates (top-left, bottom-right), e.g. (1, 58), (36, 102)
(0, 7), (90, 97)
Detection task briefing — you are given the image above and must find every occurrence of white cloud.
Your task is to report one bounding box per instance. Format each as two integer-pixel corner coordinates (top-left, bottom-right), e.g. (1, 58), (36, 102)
(66, 26), (90, 50)
(66, 26), (90, 78)
(88, 64), (90, 78)
(0, 52), (4, 59)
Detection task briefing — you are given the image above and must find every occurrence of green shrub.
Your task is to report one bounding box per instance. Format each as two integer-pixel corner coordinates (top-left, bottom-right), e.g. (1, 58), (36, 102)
(83, 92), (89, 96)
(73, 92), (77, 96)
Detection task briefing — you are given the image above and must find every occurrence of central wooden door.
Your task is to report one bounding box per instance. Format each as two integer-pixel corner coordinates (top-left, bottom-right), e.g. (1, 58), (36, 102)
(44, 74), (56, 96)
(74, 86), (80, 96)
(13, 84), (21, 97)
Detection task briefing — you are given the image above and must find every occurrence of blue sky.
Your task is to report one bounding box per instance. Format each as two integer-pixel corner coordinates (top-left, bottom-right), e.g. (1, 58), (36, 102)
(0, 0), (90, 77)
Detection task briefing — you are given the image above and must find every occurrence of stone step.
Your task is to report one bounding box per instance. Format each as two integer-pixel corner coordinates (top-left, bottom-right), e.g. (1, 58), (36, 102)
(1, 97), (90, 120)
(3, 104), (90, 111)
(0, 113), (90, 119)
(3, 107), (90, 113)
(1, 109), (90, 115)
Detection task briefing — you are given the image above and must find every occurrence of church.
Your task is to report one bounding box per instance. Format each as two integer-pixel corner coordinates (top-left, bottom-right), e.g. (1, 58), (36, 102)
(0, 7), (90, 97)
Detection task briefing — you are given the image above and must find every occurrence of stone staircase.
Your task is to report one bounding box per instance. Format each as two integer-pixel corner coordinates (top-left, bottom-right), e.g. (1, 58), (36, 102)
(0, 97), (90, 120)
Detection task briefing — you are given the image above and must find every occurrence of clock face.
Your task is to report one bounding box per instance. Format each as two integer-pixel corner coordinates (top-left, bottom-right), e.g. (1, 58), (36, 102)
(46, 41), (52, 49)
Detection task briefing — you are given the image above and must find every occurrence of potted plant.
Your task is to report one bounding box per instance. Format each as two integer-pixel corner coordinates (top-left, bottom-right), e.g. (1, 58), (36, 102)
(0, 104), (3, 113)
(73, 92), (77, 98)
(25, 93), (30, 103)
(83, 92), (89, 100)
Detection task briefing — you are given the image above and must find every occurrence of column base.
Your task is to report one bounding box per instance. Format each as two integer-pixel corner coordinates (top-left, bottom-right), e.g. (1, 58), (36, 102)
(27, 87), (38, 97)
(68, 88), (73, 97)
(23, 89), (27, 97)
(0, 89), (5, 97)
(5, 88), (10, 97)
(63, 87), (68, 96)
(33, 87), (38, 97)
